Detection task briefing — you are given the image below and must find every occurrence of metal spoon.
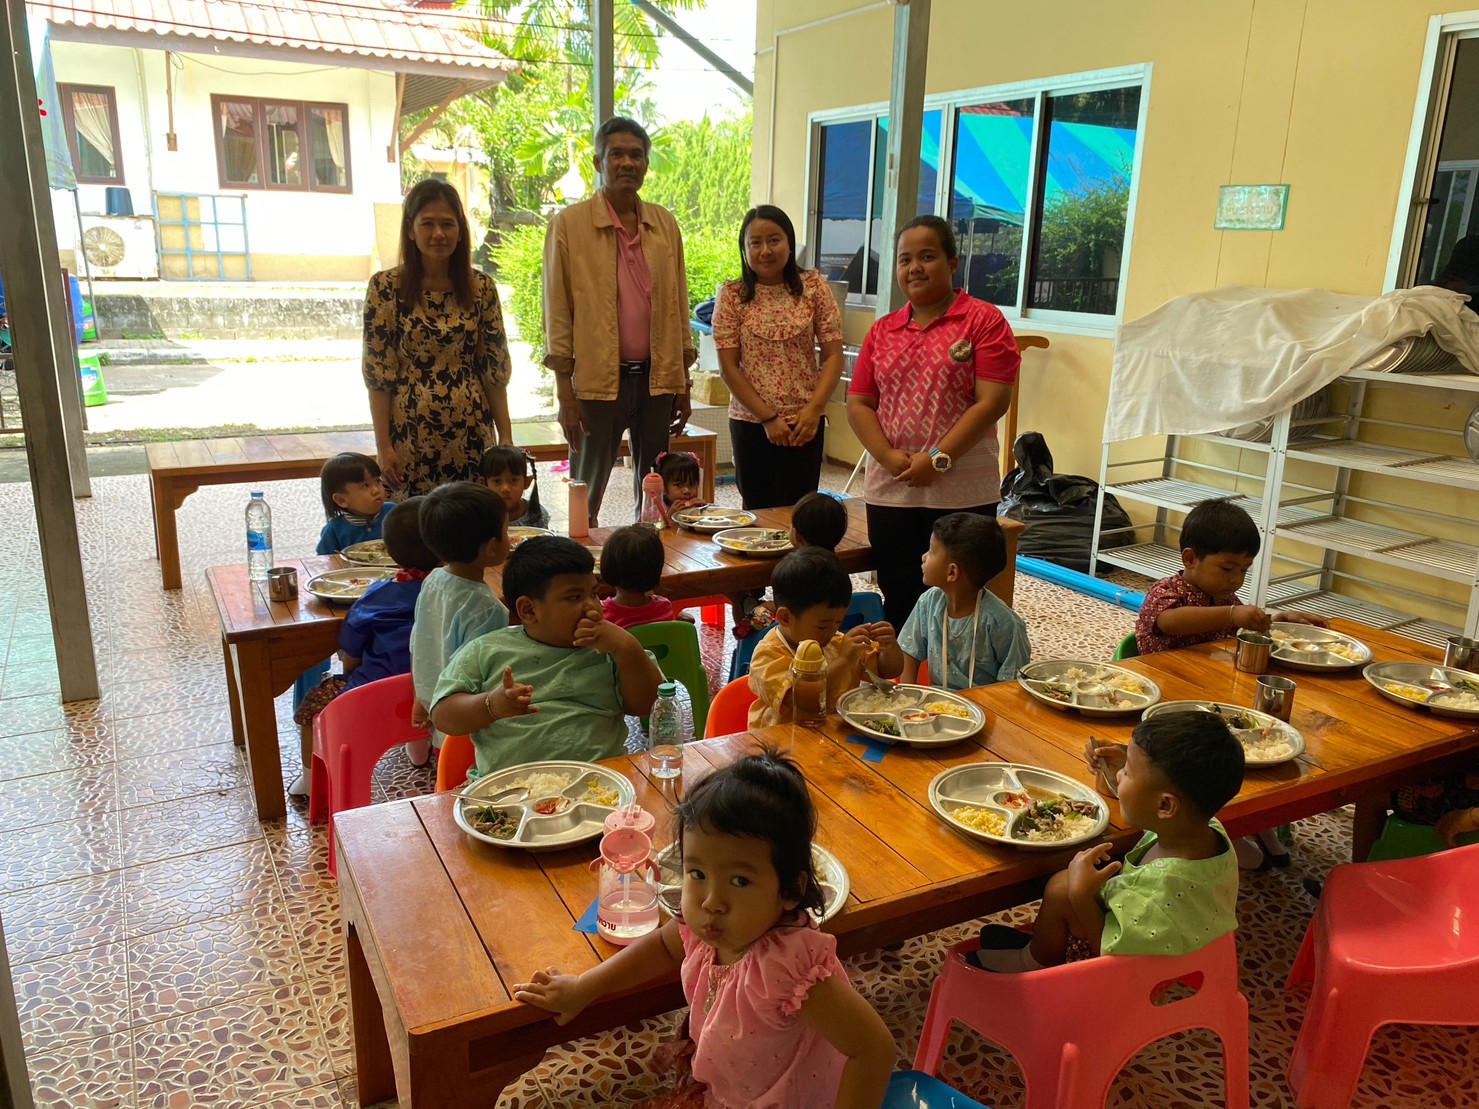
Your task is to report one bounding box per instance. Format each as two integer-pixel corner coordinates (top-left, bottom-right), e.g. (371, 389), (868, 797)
(453, 786), (529, 807)
(861, 660), (898, 696)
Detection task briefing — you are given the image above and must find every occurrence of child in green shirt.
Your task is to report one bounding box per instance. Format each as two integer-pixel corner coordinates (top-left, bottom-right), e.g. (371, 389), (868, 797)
(430, 536), (663, 777)
(973, 711), (1245, 971)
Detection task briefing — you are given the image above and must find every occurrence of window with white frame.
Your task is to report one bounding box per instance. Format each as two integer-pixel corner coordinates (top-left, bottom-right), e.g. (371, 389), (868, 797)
(809, 72), (1144, 319)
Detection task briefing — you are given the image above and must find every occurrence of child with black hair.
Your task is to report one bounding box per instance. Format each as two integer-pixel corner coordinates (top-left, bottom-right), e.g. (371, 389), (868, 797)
(514, 747), (895, 1109)
(599, 524), (694, 629)
(1136, 498), (1325, 655)
(431, 536), (663, 777)
(480, 444), (549, 529)
(899, 512), (1030, 690)
(291, 498), (440, 797)
(972, 712), (1245, 973)
(316, 452), (393, 554)
(656, 450), (705, 521)
(748, 548), (902, 729)
(411, 482), (511, 765)
(789, 490), (849, 551)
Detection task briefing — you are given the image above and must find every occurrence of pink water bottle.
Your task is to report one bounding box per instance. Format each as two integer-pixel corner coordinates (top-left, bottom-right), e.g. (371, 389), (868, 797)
(568, 481), (590, 539)
(638, 470), (667, 529)
(592, 820), (660, 944)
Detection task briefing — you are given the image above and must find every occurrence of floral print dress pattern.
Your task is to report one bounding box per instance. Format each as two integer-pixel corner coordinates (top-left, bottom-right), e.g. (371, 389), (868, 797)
(362, 268), (512, 496)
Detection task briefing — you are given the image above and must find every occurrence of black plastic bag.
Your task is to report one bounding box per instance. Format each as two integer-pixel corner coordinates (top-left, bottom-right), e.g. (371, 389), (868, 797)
(999, 432), (1133, 574)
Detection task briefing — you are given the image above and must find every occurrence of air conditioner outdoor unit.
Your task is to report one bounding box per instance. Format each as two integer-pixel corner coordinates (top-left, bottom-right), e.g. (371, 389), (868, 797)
(79, 215), (159, 279)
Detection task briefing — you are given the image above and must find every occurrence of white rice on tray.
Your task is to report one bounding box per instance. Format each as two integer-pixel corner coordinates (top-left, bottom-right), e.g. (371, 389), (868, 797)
(1236, 727), (1295, 760)
(1432, 690), (1479, 711)
(505, 771), (573, 796)
(848, 689), (907, 714)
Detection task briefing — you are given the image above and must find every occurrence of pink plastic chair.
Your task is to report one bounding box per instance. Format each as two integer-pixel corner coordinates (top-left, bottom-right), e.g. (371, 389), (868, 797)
(308, 672), (429, 876)
(1285, 842), (1479, 1108)
(914, 934), (1249, 1109)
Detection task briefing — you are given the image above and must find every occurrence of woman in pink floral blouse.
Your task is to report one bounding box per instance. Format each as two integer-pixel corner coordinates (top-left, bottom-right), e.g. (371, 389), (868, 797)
(712, 206), (845, 509)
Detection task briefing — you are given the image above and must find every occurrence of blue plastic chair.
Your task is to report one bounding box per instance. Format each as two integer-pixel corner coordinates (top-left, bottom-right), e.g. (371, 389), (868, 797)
(630, 620), (710, 736)
(728, 590), (885, 681)
(881, 1070), (992, 1108)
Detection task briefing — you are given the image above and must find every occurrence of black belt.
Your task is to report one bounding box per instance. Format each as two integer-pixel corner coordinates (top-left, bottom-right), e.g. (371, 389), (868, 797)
(619, 359), (651, 374)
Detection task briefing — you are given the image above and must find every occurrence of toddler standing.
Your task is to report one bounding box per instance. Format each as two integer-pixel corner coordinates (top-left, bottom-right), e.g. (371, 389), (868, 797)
(515, 749), (895, 1109)
(480, 445), (549, 529)
(411, 482), (511, 766)
(899, 513), (1030, 689)
(972, 712), (1244, 972)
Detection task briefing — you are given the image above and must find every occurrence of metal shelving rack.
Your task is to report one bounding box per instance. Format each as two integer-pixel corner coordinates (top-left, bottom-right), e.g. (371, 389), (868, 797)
(1089, 370), (1479, 649)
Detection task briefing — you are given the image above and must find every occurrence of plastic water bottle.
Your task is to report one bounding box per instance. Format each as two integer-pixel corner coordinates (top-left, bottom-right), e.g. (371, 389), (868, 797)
(648, 682), (685, 778)
(638, 470), (667, 530)
(246, 491), (273, 582)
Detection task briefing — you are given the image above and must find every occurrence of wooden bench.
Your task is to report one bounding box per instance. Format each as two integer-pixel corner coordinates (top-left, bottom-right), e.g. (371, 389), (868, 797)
(148, 423), (719, 589)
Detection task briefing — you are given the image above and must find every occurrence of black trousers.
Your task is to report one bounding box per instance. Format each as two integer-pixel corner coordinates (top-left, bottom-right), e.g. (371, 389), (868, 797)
(865, 501), (998, 629)
(729, 417), (826, 510)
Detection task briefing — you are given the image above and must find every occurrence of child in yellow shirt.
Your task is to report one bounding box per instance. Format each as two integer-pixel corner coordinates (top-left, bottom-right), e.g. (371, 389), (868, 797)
(747, 548), (902, 729)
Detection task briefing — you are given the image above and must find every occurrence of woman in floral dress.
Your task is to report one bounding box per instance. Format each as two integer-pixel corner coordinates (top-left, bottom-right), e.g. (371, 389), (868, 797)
(363, 181), (513, 496)
(712, 205), (844, 509)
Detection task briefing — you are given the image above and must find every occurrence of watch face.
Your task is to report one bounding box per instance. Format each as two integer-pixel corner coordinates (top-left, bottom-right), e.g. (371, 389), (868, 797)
(932, 454), (950, 472)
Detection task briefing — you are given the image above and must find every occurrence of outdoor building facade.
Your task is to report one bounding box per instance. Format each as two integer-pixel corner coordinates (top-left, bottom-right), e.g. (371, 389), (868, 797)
(29, 0), (512, 281)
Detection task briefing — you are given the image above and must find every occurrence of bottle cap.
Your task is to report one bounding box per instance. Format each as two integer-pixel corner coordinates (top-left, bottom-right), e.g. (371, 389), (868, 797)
(604, 804), (656, 836)
(657, 681), (678, 697)
(792, 639), (826, 675)
(251, 490), (263, 497)
(599, 826), (653, 872)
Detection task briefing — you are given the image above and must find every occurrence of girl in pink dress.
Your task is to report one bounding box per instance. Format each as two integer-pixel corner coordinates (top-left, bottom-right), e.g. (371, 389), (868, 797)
(514, 749), (895, 1109)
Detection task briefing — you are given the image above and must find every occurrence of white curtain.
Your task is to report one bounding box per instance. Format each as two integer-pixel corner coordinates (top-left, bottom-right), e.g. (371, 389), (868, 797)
(315, 107), (346, 187)
(71, 90), (114, 175)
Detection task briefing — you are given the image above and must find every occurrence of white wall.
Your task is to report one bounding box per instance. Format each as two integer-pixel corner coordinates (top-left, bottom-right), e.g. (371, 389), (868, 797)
(48, 41), (401, 263)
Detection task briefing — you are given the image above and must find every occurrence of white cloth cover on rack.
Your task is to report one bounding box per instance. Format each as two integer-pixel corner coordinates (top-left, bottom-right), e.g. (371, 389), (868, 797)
(1104, 285), (1479, 442)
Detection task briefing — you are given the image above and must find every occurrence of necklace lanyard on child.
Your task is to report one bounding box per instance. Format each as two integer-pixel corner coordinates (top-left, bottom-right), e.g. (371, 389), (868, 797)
(938, 587), (985, 691)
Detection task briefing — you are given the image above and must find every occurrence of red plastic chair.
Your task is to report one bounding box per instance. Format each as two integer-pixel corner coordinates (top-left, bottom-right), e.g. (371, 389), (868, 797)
(435, 734), (475, 793)
(915, 934), (1249, 1109)
(1285, 842), (1479, 1108)
(705, 676), (757, 738)
(672, 593), (727, 627)
(308, 672), (430, 876)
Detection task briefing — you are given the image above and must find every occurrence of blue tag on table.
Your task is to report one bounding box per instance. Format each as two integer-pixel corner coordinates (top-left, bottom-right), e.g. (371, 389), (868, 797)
(573, 897), (601, 934)
(846, 735), (891, 763)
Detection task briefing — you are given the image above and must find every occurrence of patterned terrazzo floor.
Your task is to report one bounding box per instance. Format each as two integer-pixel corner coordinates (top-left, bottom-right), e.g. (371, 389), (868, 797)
(1, 457), (1474, 1108)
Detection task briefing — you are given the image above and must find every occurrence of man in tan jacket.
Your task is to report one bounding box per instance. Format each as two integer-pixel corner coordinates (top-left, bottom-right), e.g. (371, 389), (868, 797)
(543, 116), (697, 526)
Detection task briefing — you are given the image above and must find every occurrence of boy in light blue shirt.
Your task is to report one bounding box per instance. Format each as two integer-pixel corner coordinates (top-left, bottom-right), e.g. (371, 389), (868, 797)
(431, 537), (663, 778)
(900, 513), (1031, 690)
(411, 483), (511, 758)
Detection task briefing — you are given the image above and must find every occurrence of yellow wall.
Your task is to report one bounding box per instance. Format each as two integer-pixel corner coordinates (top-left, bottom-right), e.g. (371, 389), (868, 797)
(756, 0), (1455, 478)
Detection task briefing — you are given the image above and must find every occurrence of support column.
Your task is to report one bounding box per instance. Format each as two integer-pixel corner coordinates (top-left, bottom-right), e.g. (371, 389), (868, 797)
(875, 0), (932, 319)
(591, 0), (615, 155)
(0, 0), (101, 702)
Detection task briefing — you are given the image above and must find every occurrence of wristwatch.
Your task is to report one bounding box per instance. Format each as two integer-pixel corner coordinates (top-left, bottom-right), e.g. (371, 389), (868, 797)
(929, 447), (953, 473)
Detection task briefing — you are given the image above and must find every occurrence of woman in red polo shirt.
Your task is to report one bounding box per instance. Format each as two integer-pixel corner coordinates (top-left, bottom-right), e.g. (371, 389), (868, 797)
(846, 215), (1020, 628)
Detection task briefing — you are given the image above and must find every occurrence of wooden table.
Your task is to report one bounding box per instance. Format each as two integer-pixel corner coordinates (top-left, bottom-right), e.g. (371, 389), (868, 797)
(335, 620), (1479, 1108)
(153, 423), (717, 590)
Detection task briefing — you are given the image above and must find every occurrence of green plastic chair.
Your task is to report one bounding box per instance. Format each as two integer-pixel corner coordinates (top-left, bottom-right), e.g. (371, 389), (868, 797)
(1365, 814), (1479, 862)
(631, 620), (711, 737)
(1112, 632), (1139, 660)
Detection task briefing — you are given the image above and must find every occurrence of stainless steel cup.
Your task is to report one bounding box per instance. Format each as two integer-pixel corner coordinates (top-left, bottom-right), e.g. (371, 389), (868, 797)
(1235, 629), (1273, 674)
(1254, 675), (1297, 722)
(1445, 635), (1479, 673)
(267, 566), (298, 602)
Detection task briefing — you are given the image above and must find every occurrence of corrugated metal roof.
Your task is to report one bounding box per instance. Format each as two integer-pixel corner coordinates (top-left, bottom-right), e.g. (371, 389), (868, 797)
(30, 0), (516, 79)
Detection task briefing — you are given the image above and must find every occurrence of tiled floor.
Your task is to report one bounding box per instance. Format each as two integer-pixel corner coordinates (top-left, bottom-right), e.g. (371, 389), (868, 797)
(1, 460), (1474, 1108)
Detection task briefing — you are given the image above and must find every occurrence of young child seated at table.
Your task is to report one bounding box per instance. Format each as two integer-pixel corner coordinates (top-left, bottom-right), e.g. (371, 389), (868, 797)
(430, 536), (663, 777)
(1136, 498), (1325, 656)
(411, 482), (511, 763)
(480, 444), (549, 530)
(733, 491), (851, 640)
(899, 512), (1031, 690)
(599, 524), (694, 629)
(291, 498), (438, 797)
(291, 451), (397, 743)
(971, 712), (1245, 972)
(316, 451), (393, 554)
(747, 548), (903, 729)
(657, 450), (706, 521)
(514, 747), (895, 1109)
